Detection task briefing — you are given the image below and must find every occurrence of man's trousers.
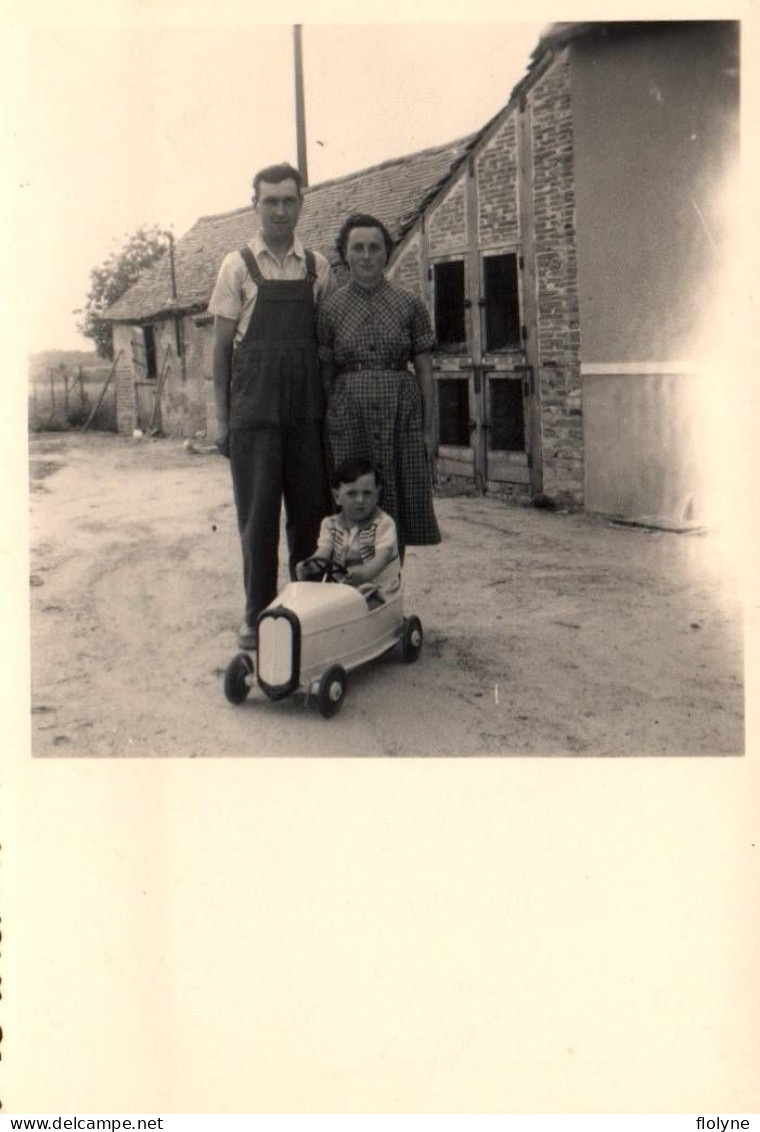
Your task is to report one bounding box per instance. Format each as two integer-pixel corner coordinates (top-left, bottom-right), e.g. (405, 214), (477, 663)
(230, 424), (331, 627)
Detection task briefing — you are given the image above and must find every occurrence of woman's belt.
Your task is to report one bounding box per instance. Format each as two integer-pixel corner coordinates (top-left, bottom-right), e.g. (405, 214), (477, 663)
(338, 363), (409, 375)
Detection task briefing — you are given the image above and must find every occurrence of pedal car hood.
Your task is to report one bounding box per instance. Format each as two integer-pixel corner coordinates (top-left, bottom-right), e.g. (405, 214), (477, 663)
(265, 581), (376, 636)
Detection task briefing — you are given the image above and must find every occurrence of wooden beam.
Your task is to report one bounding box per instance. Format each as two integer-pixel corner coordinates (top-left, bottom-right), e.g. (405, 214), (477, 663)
(148, 345), (173, 433)
(80, 351), (122, 433)
(516, 94), (543, 496)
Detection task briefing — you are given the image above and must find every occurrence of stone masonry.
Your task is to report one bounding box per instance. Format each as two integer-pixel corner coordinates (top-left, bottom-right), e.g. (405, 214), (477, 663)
(426, 176), (467, 258)
(476, 118), (519, 246)
(389, 231), (424, 298)
(112, 317), (208, 437)
(528, 52), (583, 505)
(113, 324), (137, 435)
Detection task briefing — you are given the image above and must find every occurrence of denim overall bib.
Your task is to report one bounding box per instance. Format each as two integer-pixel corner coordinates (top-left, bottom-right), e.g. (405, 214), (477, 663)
(229, 246), (330, 626)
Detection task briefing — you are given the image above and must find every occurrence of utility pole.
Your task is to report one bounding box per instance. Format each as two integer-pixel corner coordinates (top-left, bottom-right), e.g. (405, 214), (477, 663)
(166, 230), (182, 360)
(293, 24), (309, 187)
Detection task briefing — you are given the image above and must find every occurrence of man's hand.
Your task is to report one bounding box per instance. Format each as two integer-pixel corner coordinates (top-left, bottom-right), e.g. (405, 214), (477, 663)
(212, 315), (236, 459)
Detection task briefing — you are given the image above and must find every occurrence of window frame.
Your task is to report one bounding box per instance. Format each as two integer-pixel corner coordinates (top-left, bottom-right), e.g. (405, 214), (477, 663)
(479, 247), (523, 355)
(487, 376), (526, 453)
(436, 376), (471, 449)
(431, 256), (469, 355)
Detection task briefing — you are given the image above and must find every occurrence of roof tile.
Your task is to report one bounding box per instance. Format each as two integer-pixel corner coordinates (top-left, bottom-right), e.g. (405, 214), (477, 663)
(105, 136), (473, 322)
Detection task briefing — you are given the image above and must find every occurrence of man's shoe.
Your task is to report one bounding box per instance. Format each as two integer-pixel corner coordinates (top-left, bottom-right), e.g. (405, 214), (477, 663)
(237, 622), (258, 651)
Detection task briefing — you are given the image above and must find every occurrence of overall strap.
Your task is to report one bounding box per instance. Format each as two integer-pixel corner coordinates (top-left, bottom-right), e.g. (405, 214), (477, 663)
(239, 245), (263, 284)
(241, 244), (316, 286)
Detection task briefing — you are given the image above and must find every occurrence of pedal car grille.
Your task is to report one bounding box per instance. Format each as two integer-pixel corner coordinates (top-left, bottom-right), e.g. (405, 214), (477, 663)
(257, 608), (301, 699)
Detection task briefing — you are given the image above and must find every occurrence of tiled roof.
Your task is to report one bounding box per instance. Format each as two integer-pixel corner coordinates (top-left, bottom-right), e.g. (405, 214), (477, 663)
(104, 136), (474, 322)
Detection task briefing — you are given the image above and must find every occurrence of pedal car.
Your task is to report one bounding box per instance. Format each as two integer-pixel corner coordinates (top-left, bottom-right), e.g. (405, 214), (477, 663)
(223, 557), (423, 718)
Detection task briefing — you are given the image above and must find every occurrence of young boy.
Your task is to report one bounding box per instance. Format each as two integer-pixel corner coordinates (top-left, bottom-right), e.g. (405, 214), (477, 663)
(296, 458), (401, 599)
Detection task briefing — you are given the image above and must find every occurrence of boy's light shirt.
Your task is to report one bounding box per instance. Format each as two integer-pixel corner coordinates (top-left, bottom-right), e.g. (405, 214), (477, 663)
(315, 507), (401, 595)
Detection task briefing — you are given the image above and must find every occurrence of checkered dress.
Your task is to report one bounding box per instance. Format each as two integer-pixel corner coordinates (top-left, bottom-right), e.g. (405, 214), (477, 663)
(318, 280), (441, 551)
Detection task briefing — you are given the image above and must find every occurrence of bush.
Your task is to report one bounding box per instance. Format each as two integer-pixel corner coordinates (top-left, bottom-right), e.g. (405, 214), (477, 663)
(28, 400), (115, 434)
(29, 411), (69, 433)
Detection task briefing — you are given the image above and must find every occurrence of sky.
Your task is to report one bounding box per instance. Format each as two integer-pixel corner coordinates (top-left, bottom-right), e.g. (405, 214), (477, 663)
(19, 21), (546, 353)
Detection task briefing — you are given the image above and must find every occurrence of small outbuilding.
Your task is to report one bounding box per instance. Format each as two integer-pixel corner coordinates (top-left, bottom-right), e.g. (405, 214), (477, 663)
(104, 20), (739, 523)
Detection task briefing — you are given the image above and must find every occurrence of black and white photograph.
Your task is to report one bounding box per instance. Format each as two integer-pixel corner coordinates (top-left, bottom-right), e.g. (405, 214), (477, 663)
(24, 19), (745, 758)
(4, 4), (759, 1120)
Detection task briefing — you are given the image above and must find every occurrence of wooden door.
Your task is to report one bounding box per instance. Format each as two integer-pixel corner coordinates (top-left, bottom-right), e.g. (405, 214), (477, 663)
(478, 249), (531, 491)
(483, 368), (531, 491)
(430, 255), (478, 488)
(134, 382), (156, 430)
(431, 252), (529, 493)
(132, 330), (159, 432)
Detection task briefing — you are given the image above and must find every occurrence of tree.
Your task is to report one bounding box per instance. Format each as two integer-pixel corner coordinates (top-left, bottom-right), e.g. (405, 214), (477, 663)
(75, 224), (170, 359)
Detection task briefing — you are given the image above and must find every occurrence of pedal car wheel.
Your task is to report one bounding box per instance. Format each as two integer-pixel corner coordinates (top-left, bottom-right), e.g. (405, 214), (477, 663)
(316, 665), (347, 718)
(224, 652), (254, 705)
(401, 616), (423, 663)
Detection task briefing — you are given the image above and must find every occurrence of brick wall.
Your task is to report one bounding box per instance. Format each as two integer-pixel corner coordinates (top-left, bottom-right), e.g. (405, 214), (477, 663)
(389, 231), (423, 298)
(156, 317), (208, 437)
(426, 175), (467, 257)
(113, 324), (137, 434)
(476, 118), (519, 245)
(529, 53), (584, 506)
(112, 317), (210, 438)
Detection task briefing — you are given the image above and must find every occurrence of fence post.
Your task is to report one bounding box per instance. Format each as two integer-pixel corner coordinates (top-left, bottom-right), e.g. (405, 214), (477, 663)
(81, 351), (122, 433)
(64, 370), (70, 415)
(49, 368), (55, 411)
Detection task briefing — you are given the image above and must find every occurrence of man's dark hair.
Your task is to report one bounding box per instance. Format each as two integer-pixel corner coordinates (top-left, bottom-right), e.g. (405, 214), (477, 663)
(331, 457), (382, 490)
(252, 163), (303, 203)
(336, 213), (394, 263)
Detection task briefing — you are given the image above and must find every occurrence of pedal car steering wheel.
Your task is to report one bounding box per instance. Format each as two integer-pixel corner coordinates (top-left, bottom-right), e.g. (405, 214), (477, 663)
(300, 556), (350, 583)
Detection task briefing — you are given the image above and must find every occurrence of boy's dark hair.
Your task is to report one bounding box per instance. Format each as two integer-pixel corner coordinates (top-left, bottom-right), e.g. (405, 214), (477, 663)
(331, 457), (382, 490)
(336, 213), (394, 263)
(252, 163), (303, 203)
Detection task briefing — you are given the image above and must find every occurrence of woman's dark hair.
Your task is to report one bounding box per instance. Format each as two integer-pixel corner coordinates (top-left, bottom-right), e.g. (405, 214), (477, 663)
(331, 457), (382, 490)
(336, 213), (394, 263)
(252, 163), (303, 203)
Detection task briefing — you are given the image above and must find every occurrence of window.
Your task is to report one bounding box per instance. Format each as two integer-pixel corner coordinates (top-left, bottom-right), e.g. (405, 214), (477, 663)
(483, 254), (520, 351)
(489, 379), (525, 452)
(433, 261), (467, 351)
(438, 379), (470, 447)
(142, 326), (158, 379)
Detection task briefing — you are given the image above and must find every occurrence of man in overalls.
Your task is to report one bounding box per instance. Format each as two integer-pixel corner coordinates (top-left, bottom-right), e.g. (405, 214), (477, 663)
(210, 163), (336, 650)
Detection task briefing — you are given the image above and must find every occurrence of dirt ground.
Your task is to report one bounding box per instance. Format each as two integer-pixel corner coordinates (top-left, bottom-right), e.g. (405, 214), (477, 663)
(27, 431), (744, 758)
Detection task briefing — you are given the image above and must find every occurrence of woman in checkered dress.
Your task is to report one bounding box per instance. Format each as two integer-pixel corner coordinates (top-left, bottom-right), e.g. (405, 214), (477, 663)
(318, 213), (441, 557)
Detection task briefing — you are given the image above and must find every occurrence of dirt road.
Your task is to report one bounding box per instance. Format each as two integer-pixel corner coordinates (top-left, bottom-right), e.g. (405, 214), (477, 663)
(28, 432), (744, 757)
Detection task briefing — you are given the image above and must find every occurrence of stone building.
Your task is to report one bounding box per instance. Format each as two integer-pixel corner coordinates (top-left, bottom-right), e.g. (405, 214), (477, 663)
(104, 20), (739, 522)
